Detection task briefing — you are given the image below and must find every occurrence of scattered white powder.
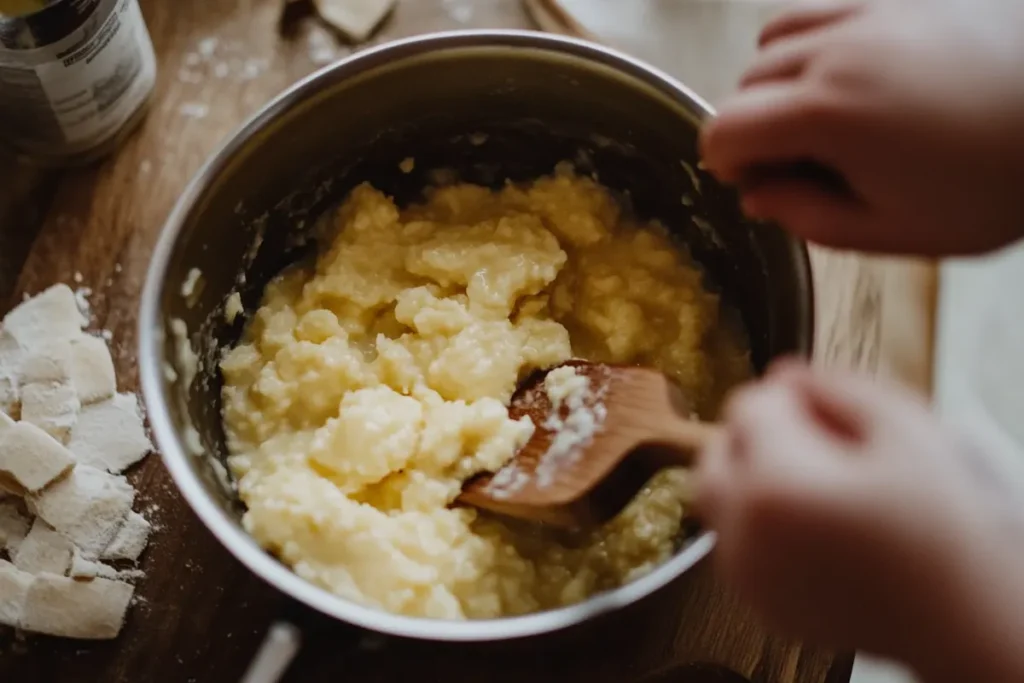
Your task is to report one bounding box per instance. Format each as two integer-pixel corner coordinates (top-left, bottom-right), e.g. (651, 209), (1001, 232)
(169, 319), (198, 390)
(180, 268), (203, 305)
(224, 292), (243, 324)
(163, 364), (178, 383)
(240, 58), (268, 80)
(179, 103), (209, 120)
(442, 0), (473, 24)
(535, 366), (608, 488)
(177, 68), (203, 84)
(73, 287), (92, 321)
(690, 215), (725, 249)
(544, 365), (590, 406)
(485, 365), (609, 498)
(70, 553), (144, 581)
(307, 25), (339, 65)
(167, 318), (204, 458)
(184, 425), (203, 457)
(180, 36), (268, 85)
(139, 160), (152, 175)
(680, 160), (702, 194)
(209, 459), (235, 494)
(485, 464), (531, 499)
(197, 36), (218, 58)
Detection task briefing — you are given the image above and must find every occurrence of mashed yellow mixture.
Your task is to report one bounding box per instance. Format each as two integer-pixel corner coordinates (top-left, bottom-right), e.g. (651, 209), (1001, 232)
(220, 165), (750, 619)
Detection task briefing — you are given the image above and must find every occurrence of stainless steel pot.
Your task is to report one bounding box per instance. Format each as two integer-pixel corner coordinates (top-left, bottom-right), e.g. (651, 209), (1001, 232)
(139, 30), (814, 642)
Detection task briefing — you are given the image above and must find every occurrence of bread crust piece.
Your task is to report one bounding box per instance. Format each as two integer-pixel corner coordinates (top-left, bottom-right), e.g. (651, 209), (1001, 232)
(20, 381), (79, 444)
(68, 335), (117, 405)
(0, 421), (75, 494)
(2, 285), (86, 347)
(16, 345), (79, 443)
(31, 465), (134, 558)
(312, 0), (395, 42)
(0, 500), (31, 553)
(19, 573), (134, 639)
(0, 330), (24, 414)
(100, 510), (151, 562)
(68, 393), (152, 474)
(12, 519), (74, 575)
(0, 560), (34, 628)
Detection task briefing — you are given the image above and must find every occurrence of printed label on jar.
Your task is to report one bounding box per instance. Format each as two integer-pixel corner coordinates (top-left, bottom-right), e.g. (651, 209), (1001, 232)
(0, 0), (156, 160)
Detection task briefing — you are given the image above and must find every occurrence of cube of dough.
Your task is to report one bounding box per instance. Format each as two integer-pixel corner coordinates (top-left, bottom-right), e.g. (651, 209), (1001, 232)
(68, 394), (151, 473)
(0, 421), (75, 493)
(0, 331), (21, 416)
(313, 0), (395, 41)
(0, 560), (34, 628)
(13, 519), (74, 575)
(17, 346), (71, 384)
(69, 335), (116, 405)
(0, 328), (23, 367)
(20, 381), (79, 444)
(19, 573), (134, 639)
(100, 511), (151, 562)
(0, 500), (31, 554)
(0, 371), (15, 417)
(2, 285), (86, 347)
(0, 330), (24, 405)
(69, 551), (120, 580)
(31, 465), (134, 558)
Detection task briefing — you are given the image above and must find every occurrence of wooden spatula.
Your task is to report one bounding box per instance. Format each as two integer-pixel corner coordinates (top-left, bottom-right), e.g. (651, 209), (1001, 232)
(458, 361), (719, 529)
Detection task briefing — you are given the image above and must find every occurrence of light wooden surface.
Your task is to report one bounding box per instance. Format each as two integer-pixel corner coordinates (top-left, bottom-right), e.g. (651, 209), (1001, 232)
(0, 1), (937, 681)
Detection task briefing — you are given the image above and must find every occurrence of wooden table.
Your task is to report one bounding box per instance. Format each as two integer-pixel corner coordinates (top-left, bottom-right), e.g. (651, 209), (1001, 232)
(0, 1), (933, 681)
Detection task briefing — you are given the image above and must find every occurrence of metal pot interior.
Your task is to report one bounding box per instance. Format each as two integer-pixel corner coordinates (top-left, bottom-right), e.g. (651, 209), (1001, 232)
(143, 31), (812, 638)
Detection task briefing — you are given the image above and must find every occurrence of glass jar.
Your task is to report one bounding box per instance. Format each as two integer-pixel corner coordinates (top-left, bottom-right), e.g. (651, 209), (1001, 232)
(0, 0), (157, 166)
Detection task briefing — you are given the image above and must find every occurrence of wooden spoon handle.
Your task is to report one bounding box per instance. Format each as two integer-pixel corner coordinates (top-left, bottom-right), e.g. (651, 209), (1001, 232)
(640, 417), (721, 467)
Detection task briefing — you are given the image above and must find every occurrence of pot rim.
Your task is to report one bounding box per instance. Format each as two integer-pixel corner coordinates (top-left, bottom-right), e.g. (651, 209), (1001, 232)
(139, 29), (811, 642)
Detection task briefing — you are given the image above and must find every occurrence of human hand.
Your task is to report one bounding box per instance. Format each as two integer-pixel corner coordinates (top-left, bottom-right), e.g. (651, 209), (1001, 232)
(700, 0), (1024, 256)
(694, 361), (1024, 683)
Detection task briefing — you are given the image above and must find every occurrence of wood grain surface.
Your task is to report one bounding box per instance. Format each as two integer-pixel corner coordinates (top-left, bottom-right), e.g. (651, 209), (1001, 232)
(0, 1), (932, 682)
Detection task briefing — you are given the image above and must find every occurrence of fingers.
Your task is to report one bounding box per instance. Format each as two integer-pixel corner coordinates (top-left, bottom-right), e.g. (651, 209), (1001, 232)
(738, 176), (867, 246)
(700, 84), (840, 184)
(724, 380), (847, 474)
(769, 364), (934, 446)
(772, 364), (876, 443)
(696, 378), (850, 511)
(741, 31), (829, 87)
(759, 0), (863, 48)
(696, 365), (934, 530)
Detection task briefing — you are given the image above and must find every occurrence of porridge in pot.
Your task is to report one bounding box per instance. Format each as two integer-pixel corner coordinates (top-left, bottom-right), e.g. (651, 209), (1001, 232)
(219, 164), (750, 619)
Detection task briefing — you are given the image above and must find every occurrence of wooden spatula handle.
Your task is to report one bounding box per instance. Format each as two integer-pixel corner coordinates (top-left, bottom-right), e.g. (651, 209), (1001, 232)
(642, 416), (720, 466)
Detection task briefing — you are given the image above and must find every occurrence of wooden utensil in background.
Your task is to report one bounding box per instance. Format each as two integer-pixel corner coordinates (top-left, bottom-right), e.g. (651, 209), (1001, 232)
(459, 361), (718, 529)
